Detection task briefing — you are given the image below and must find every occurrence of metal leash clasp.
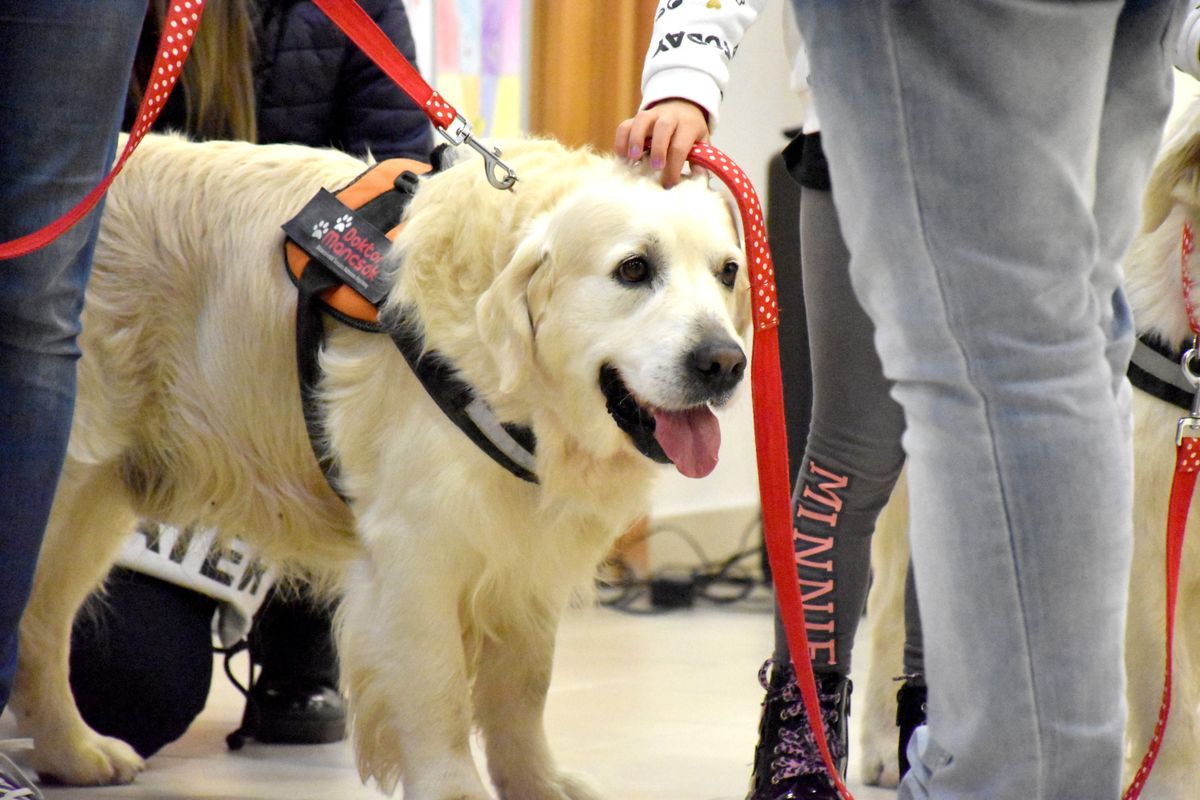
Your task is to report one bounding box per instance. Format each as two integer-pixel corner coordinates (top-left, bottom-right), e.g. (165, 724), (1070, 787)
(436, 113), (518, 191)
(1178, 336), (1200, 444)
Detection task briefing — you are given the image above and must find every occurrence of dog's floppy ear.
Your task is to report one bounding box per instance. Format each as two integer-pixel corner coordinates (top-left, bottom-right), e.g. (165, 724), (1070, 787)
(476, 217), (552, 395)
(1143, 97), (1200, 232)
(1142, 133), (1200, 232)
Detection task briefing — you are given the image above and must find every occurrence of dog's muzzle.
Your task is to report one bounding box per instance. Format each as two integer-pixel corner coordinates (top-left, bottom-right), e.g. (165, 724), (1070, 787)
(599, 341), (744, 479)
(600, 364), (672, 466)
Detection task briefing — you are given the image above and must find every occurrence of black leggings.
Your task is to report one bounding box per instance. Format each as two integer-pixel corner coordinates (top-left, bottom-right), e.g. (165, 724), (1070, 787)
(773, 133), (923, 679)
(70, 570), (339, 757)
(70, 568), (216, 757)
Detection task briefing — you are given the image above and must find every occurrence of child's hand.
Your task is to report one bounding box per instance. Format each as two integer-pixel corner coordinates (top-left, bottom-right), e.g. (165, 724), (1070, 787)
(615, 99), (711, 188)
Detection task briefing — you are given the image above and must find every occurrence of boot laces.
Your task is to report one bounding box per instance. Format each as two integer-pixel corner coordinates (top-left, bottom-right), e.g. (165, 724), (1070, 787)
(758, 659), (846, 783)
(0, 753), (38, 800)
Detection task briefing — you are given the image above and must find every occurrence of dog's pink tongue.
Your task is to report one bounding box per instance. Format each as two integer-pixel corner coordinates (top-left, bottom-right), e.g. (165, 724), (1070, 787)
(653, 406), (721, 478)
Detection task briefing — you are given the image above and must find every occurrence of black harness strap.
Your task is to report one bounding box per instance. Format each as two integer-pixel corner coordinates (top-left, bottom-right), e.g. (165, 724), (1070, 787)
(295, 261), (350, 498)
(286, 161), (538, 498)
(387, 322), (538, 484)
(1128, 334), (1194, 412)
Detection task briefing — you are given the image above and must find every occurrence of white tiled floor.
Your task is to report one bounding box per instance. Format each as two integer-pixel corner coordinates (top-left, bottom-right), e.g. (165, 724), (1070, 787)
(2, 595), (895, 800)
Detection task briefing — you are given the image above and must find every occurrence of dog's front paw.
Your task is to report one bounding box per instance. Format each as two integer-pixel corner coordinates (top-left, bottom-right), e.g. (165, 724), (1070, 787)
(30, 729), (144, 786)
(857, 696), (901, 789)
(858, 734), (899, 788)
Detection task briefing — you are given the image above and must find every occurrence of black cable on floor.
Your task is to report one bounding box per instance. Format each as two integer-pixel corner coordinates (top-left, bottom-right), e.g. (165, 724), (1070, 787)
(596, 515), (766, 614)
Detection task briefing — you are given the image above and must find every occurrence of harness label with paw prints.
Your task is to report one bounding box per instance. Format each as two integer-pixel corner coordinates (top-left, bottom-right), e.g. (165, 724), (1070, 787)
(283, 189), (391, 303)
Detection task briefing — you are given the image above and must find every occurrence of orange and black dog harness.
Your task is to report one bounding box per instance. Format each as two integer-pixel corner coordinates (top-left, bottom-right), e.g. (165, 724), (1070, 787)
(282, 151), (538, 495)
(285, 158), (427, 330)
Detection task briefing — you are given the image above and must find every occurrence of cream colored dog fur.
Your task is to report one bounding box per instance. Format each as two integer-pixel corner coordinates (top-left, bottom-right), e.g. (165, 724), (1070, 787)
(10, 134), (751, 800)
(855, 96), (1200, 797)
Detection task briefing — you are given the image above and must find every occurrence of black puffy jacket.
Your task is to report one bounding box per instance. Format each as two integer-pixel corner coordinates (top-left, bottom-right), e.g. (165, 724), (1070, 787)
(253, 0), (433, 160)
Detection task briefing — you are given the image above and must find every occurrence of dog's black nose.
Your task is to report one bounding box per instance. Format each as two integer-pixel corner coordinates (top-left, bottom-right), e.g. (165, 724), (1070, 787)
(688, 337), (747, 395)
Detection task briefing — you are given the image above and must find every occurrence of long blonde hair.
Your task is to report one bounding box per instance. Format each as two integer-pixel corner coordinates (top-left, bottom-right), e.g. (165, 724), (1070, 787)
(130, 0), (258, 142)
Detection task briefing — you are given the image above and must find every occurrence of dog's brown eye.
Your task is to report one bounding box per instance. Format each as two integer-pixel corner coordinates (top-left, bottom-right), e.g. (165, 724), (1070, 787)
(719, 261), (739, 288)
(616, 256), (650, 285)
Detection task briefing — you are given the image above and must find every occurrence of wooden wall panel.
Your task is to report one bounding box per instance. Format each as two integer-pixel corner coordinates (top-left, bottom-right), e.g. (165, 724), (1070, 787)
(528, 0), (658, 151)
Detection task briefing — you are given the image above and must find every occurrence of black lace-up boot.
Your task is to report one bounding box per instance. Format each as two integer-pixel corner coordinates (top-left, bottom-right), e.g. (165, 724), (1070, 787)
(896, 677), (928, 778)
(747, 659), (851, 800)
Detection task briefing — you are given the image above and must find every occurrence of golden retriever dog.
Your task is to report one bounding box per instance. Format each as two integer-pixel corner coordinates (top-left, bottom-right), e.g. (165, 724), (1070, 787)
(855, 95), (1200, 797)
(9, 133), (751, 799)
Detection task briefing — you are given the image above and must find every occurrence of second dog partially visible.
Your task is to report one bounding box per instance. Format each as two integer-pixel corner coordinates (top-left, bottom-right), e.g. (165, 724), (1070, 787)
(857, 95), (1200, 798)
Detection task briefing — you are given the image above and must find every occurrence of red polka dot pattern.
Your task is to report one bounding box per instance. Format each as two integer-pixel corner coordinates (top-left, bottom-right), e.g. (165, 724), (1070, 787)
(1123, 663), (1172, 800)
(123, 1), (206, 167)
(425, 92), (456, 129)
(1181, 436), (1200, 474)
(1182, 222), (1199, 337)
(1123, 434), (1199, 799)
(0, 0), (208, 259)
(690, 148), (852, 800)
(687, 142), (779, 333)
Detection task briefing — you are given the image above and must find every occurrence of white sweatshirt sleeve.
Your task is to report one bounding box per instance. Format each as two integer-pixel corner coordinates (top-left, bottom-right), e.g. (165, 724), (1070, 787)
(1176, 6), (1200, 81)
(640, 0), (771, 127)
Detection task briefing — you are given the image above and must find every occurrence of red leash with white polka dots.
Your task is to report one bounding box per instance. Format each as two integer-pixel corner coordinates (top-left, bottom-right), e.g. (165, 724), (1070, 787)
(688, 143), (852, 799)
(0, 0), (207, 260)
(0, 0), (515, 260)
(1123, 222), (1200, 798)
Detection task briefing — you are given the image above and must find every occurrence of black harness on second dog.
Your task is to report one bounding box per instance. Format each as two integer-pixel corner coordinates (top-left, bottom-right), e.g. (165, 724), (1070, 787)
(1128, 333), (1196, 412)
(282, 152), (538, 498)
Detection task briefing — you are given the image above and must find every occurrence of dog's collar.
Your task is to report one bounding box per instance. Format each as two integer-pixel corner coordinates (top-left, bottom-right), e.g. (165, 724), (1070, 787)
(283, 154), (539, 496)
(1129, 333), (1196, 411)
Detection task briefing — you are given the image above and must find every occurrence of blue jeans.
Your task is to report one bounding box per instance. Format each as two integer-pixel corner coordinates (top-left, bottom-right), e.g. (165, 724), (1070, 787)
(0, 0), (145, 712)
(789, 1), (1183, 797)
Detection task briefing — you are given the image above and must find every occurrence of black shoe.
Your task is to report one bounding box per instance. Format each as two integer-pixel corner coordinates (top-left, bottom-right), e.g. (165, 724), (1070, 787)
(747, 659), (851, 800)
(228, 678), (347, 748)
(896, 678), (927, 778)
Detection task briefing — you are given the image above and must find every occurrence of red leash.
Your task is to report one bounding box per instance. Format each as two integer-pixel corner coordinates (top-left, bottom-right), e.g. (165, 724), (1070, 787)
(0, 0), (514, 260)
(309, 0), (515, 190)
(688, 143), (851, 798)
(1123, 221), (1200, 799)
(0, 0), (208, 261)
